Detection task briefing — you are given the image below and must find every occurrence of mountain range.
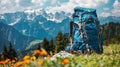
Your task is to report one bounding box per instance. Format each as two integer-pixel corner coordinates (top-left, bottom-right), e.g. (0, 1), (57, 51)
(100, 16), (120, 24)
(0, 9), (71, 39)
(0, 22), (37, 52)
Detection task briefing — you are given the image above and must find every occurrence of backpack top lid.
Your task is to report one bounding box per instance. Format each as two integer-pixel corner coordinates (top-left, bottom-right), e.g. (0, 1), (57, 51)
(74, 7), (96, 13)
(73, 7), (98, 22)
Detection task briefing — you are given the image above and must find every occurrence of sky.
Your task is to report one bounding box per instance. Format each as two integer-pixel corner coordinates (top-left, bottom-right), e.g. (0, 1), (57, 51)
(0, 0), (120, 17)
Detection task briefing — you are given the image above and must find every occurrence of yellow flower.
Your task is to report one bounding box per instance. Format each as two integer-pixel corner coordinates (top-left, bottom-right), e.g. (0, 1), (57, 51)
(62, 58), (70, 65)
(34, 50), (41, 55)
(16, 61), (24, 67)
(23, 55), (30, 60)
(31, 56), (36, 61)
(24, 60), (30, 65)
(38, 60), (44, 66)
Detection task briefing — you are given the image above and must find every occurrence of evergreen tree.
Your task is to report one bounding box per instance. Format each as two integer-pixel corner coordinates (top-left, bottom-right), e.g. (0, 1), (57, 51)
(55, 31), (65, 52)
(62, 34), (69, 49)
(2, 44), (8, 60)
(35, 43), (42, 58)
(42, 38), (49, 52)
(37, 43), (41, 50)
(49, 39), (55, 53)
(8, 43), (17, 60)
(103, 22), (120, 44)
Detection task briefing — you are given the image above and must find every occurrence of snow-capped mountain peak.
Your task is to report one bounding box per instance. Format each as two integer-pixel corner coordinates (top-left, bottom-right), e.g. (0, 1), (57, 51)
(24, 8), (35, 14)
(23, 8), (68, 22)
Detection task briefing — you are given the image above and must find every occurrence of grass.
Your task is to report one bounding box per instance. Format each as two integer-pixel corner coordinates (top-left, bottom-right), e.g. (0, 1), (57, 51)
(0, 44), (120, 67)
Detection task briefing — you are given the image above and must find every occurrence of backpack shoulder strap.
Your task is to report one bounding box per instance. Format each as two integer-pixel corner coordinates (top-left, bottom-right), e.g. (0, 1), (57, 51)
(70, 21), (73, 37)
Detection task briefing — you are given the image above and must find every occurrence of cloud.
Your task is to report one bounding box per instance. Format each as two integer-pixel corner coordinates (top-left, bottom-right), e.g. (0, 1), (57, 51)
(0, 0), (109, 14)
(100, 12), (111, 17)
(0, 0), (17, 14)
(0, 0), (47, 14)
(100, 0), (120, 17)
(15, 0), (20, 3)
(46, 0), (109, 13)
(103, 7), (109, 11)
(51, 0), (58, 5)
(112, 0), (120, 17)
(31, 0), (47, 6)
(102, 0), (109, 4)
(19, 0), (33, 7)
(0, 0), (11, 6)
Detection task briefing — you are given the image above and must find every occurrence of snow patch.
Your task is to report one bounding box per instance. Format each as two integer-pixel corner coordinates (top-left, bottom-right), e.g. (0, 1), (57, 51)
(45, 28), (50, 30)
(24, 8), (36, 21)
(27, 15), (35, 21)
(8, 29), (12, 41)
(35, 8), (45, 15)
(39, 21), (43, 24)
(26, 40), (43, 50)
(9, 18), (21, 26)
(24, 8), (35, 14)
(22, 29), (26, 35)
(47, 18), (61, 23)
(0, 15), (5, 19)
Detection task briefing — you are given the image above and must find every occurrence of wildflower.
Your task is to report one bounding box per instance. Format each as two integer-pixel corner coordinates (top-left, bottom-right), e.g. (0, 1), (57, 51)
(23, 55), (30, 60)
(47, 55), (51, 60)
(16, 61), (24, 67)
(0, 61), (5, 65)
(31, 56), (36, 61)
(10, 64), (14, 67)
(34, 50), (41, 55)
(0, 61), (2, 64)
(62, 58), (70, 65)
(24, 60), (30, 65)
(4, 59), (10, 64)
(40, 49), (47, 56)
(38, 60), (44, 66)
(11, 60), (16, 63)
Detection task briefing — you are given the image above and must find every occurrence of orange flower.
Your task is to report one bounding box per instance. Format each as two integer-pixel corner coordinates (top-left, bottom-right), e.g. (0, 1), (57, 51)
(62, 58), (70, 65)
(38, 60), (44, 66)
(24, 60), (30, 65)
(40, 49), (47, 56)
(10, 64), (14, 67)
(47, 55), (51, 60)
(4, 59), (10, 64)
(16, 61), (24, 67)
(23, 55), (30, 60)
(31, 56), (36, 61)
(11, 60), (16, 63)
(0, 61), (5, 65)
(34, 50), (41, 55)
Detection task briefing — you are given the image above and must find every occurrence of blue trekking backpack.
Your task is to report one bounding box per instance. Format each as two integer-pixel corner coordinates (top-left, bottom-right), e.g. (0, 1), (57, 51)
(66, 7), (104, 54)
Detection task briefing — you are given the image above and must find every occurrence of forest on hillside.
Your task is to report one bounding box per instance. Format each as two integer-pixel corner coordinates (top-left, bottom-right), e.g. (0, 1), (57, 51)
(102, 22), (120, 45)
